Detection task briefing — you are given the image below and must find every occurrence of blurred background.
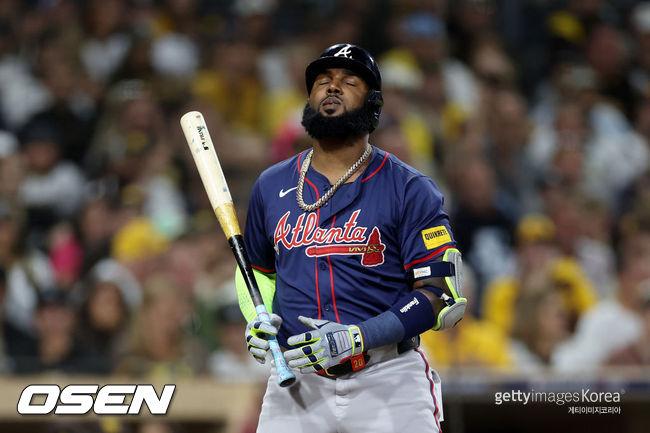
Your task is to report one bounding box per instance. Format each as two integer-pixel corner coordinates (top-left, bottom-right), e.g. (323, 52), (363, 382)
(0, 0), (649, 432)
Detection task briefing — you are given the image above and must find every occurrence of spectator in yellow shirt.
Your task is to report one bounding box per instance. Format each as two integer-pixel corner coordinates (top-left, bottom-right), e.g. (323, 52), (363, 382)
(482, 214), (597, 334)
(421, 266), (513, 370)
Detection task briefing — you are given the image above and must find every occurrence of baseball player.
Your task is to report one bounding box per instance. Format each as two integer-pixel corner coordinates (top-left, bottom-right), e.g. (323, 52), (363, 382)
(237, 43), (466, 433)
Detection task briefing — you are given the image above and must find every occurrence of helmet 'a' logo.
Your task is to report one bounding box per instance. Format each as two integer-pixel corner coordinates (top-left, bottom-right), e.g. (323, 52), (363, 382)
(333, 44), (353, 59)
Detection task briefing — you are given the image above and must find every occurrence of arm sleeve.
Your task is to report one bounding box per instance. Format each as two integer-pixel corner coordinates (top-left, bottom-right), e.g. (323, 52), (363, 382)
(235, 266), (276, 321)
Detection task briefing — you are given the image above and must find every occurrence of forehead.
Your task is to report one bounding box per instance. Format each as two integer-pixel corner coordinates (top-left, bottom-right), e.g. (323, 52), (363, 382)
(315, 68), (361, 78)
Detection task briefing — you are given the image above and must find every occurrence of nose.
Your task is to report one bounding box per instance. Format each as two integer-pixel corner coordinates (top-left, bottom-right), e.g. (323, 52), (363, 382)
(327, 80), (342, 94)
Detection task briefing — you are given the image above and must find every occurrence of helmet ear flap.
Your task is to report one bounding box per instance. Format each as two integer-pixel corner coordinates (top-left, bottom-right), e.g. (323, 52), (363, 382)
(367, 89), (383, 131)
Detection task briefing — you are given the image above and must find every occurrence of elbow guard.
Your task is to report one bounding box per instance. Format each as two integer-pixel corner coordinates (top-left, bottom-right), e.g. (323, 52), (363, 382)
(412, 248), (466, 331)
(435, 297), (466, 331)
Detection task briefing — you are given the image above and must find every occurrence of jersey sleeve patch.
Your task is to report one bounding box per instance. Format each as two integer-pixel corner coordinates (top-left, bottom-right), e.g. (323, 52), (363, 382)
(421, 226), (451, 250)
(413, 266), (431, 279)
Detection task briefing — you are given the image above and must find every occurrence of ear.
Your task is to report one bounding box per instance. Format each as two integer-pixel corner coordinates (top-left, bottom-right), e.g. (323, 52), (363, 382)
(367, 89), (383, 131)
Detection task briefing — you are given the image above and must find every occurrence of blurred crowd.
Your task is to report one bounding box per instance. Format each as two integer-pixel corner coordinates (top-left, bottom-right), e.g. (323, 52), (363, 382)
(1, 0), (650, 392)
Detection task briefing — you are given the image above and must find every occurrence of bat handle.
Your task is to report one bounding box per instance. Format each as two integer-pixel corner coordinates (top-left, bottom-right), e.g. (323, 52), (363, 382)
(255, 305), (296, 387)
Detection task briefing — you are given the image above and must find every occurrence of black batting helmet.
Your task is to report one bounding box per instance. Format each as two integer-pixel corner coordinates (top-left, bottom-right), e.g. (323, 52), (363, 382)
(305, 43), (383, 131)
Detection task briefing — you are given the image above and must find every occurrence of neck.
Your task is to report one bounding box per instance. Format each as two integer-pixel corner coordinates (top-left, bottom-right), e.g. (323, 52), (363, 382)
(311, 134), (370, 184)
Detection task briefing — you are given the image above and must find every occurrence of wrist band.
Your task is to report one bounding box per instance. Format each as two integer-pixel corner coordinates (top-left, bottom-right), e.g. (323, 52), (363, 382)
(359, 291), (435, 350)
(387, 291), (436, 340)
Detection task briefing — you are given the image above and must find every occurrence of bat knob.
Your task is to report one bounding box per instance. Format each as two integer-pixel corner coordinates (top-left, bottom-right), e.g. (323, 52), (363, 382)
(279, 376), (296, 388)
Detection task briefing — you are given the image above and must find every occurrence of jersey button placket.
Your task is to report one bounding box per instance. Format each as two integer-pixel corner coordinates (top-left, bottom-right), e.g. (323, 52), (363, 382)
(323, 184), (329, 206)
(319, 262), (331, 312)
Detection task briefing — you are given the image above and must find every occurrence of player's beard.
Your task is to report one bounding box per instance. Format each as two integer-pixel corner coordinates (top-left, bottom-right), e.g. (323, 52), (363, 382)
(301, 99), (373, 140)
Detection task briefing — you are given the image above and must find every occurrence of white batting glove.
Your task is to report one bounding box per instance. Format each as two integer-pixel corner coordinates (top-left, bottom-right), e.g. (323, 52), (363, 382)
(245, 314), (282, 364)
(284, 316), (364, 373)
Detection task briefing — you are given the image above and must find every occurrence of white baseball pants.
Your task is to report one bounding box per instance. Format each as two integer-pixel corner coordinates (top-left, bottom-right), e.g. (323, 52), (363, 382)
(257, 346), (443, 433)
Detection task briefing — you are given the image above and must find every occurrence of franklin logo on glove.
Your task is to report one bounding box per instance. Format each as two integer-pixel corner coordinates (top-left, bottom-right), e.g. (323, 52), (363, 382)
(327, 333), (340, 356)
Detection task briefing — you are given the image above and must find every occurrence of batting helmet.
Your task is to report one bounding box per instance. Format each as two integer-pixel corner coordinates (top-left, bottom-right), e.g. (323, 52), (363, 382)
(305, 43), (383, 131)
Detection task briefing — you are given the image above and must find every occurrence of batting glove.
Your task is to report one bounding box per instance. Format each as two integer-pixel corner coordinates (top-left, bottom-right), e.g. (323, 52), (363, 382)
(245, 314), (282, 364)
(284, 316), (364, 373)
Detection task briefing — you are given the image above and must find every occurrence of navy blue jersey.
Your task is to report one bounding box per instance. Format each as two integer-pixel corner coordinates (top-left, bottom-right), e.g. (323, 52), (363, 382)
(244, 147), (456, 346)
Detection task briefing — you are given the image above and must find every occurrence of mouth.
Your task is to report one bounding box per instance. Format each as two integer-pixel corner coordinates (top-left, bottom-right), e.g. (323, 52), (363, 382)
(320, 96), (342, 112)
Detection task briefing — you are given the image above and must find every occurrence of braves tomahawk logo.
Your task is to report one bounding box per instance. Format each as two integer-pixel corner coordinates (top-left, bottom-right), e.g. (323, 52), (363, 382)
(274, 210), (386, 266)
(333, 44), (353, 58)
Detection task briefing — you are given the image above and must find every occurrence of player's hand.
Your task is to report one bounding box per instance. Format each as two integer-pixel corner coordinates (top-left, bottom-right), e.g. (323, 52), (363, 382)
(245, 314), (282, 364)
(284, 316), (364, 373)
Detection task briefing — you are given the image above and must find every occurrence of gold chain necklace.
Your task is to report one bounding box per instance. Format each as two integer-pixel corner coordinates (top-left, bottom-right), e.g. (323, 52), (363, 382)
(296, 144), (372, 212)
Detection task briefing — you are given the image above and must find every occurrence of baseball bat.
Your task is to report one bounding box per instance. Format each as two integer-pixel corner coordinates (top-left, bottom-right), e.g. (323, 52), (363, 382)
(180, 111), (296, 387)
